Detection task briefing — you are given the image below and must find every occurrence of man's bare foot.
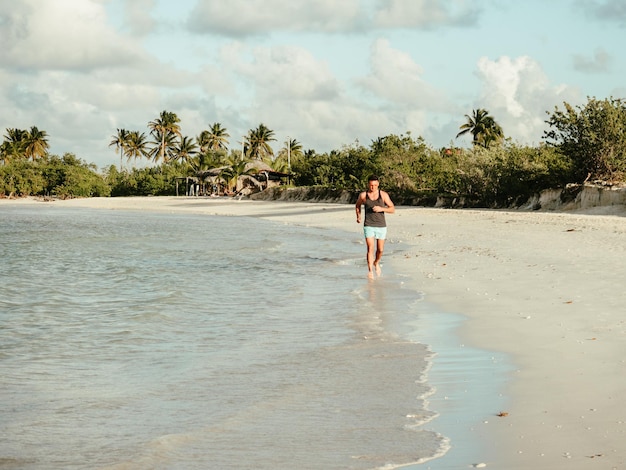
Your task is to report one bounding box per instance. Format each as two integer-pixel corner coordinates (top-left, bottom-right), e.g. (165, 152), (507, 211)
(367, 270), (374, 279)
(374, 263), (382, 276)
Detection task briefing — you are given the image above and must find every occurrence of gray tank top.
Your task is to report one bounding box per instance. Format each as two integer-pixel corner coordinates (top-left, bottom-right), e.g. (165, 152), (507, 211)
(364, 192), (386, 227)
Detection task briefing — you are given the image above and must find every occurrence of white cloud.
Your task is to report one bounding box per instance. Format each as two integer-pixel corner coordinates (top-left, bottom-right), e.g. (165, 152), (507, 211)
(276, 100), (398, 151)
(198, 40), (415, 151)
(186, 0), (481, 36)
(123, 0), (157, 36)
(578, 0), (626, 26)
(187, 0), (363, 36)
(573, 48), (611, 73)
(0, 0), (143, 70)
(210, 43), (350, 150)
(358, 38), (449, 110)
(476, 56), (528, 117)
(234, 45), (341, 102)
(373, 0), (480, 28)
(474, 56), (580, 144)
(223, 40), (447, 151)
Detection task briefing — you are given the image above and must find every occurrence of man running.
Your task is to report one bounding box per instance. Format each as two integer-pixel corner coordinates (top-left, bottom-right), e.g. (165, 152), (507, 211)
(355, 175), (395, 278)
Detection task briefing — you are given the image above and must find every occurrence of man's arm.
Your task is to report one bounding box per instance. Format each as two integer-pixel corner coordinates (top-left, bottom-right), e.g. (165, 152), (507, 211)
(381, 191), (395, 214)
(355, 192), (365, 222)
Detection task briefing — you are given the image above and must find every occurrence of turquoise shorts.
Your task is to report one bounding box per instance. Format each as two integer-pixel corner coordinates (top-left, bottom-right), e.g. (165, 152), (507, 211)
(363, 226), (387, 240)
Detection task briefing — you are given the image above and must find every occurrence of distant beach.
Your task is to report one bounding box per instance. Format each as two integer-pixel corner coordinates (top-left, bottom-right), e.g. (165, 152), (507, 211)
(4, 196), (626, 469)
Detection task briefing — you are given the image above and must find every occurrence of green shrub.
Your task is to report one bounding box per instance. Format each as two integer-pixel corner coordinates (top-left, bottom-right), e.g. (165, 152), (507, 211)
(0, 154), (109, 198)
(545, 97), (626, 182)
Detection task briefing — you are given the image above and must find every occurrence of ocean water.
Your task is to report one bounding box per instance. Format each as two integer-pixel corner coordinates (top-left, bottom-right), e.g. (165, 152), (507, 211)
(0, 204), (447, 470)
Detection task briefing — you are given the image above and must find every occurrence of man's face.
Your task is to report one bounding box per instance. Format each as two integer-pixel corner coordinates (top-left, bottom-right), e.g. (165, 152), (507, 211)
(368, 179), (379, 192)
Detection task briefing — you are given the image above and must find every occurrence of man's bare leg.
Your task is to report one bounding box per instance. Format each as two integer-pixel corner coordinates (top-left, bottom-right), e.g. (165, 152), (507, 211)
(373, 238), (385, 276)
(365, 237), (376, 278)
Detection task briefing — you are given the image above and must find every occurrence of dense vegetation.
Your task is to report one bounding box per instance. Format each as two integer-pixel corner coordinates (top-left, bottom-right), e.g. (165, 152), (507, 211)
(2, 97), (626, 207)
(0, 154), (111, 198)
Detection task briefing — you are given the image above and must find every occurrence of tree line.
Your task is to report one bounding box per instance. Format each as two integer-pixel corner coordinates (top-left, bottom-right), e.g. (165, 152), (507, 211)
(107, 112), (300, 172)
(2, 96), (626, 206)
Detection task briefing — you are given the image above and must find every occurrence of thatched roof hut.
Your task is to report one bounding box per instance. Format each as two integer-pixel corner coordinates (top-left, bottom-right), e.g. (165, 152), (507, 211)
(176, 160), (291, 197)
(245, 160), (291, 182)
(197, 166), (229, 179)
(244, 160), (273, 173)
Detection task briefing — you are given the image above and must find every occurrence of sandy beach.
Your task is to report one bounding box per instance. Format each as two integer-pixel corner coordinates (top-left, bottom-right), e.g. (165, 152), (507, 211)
(4, 196), (626, 469)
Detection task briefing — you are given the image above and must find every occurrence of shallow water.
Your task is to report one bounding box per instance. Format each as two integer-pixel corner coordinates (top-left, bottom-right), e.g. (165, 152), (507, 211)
(0, 205), (445, 469)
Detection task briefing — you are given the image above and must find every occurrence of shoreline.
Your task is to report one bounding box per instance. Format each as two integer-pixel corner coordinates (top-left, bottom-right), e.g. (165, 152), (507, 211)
(4, 196), (626, 469)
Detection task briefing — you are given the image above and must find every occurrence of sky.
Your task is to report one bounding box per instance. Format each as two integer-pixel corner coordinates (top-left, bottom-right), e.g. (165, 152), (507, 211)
(1, 0), (625, 169)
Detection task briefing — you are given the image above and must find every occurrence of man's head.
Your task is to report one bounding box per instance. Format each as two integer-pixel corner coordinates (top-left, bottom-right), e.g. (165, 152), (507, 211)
(367, 175), (380, 191)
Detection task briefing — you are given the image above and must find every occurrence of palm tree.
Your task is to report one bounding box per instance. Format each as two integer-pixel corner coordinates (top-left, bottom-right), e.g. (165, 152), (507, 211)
(1, 128), (28, 163)
(109, 128), (130, 170)
(148, 110), (182, 165)
(174, 135), (198, 166)
(24, 126), (49, 161)
(245, 123), (275, 161)
(125, 131), (150, 166)
(197, 123), (229, 158)
(149, 130), (179, 165)
(196, 130), (211, 154)
(187, 152), (216, 174)
(207, 122), (230, 151)
(276, 138), (302, 173)
(456, 108), (503, 148)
